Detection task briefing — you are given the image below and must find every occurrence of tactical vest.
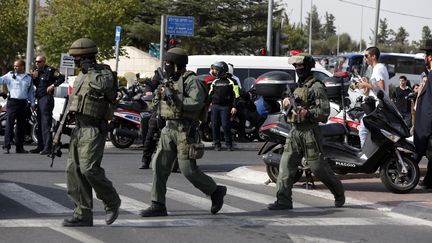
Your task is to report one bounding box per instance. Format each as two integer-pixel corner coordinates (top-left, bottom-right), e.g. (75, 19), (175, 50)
(69, 67), (116, 121)
(159, 71), (205, 121)
(288, 77), (320, 125)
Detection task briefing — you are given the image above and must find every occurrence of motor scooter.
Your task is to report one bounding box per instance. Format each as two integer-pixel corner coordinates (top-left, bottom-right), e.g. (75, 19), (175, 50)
(259, 89), (419, 193)
(108, 86), (153, 149)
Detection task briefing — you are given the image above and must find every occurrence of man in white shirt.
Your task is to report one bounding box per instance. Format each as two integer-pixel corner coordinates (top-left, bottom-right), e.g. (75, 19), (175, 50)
(357, 46), (389, 147)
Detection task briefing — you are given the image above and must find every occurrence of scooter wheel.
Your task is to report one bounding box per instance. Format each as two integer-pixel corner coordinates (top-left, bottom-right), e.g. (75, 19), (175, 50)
(379, 155), (420, 194)
(266, 164), (303, 184)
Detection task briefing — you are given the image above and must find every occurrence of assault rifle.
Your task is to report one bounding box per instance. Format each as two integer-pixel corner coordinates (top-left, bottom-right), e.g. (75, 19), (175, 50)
(156, 67), (176, 106)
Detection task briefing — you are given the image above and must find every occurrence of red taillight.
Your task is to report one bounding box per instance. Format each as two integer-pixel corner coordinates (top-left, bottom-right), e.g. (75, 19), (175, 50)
(328, 117), (360, 130)
(255, 77), (268, 84)
(259, 122), (279, 132)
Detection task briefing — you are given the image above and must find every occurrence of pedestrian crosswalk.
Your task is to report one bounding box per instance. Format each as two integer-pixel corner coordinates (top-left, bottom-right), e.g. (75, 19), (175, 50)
(1, 181), (432, 229)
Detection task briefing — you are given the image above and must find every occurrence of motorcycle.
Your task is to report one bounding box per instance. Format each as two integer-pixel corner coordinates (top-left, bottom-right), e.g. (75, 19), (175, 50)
(108, 86), (153, 149)
(0, 93), (37, 144)
(259, 77), (419, 193)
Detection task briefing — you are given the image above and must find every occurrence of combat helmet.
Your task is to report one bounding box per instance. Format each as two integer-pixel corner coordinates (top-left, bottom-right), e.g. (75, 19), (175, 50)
(165, 47), (188, 65)
(288, 53), (315, 70)
(69, 38), (98, 56)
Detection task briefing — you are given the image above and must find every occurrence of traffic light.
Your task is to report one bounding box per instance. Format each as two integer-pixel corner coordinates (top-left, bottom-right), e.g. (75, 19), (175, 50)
(272, 31), (289, 56)
(164, 35), (179, 50)
(258, 48), (267, 56)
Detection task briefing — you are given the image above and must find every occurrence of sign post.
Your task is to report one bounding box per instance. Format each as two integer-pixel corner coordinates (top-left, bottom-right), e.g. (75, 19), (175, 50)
(114, 26), (121, 73)
(59, 53), (75, 90)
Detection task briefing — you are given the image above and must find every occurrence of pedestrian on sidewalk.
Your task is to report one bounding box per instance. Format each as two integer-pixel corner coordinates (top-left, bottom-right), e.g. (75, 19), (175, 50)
(390, 75), (412, 128)
(414, 39), (432, 191)
(208, 61), (240, 151)
(30, 55), (65, 155)
(0, 59), (35, 154)
(268, 53), (345, 210)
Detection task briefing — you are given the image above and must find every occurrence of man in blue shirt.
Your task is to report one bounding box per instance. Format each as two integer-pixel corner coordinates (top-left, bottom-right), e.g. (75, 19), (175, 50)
(0, 59), (35, 154)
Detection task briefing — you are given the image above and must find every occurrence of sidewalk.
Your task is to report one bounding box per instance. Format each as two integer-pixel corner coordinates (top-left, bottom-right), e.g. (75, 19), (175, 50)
(226, 164), (432, 222)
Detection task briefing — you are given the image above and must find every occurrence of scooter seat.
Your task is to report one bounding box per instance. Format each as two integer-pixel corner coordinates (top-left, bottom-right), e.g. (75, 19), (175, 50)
(320, 123), (347, 138)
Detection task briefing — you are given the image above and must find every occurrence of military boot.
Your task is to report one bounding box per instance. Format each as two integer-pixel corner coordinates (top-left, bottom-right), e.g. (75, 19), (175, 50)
(334, 195), (346, 208)
(267, 201), (293, 210)
(140, 201), (168, 217)
(105, 202), (121, 225)
(62, 217), (93, 227)
(210, 185), (227, 214)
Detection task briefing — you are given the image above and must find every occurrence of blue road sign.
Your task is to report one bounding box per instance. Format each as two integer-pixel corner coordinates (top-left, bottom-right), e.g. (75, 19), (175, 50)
(115, 26), (121, 42)
(166, 16), (194, 36)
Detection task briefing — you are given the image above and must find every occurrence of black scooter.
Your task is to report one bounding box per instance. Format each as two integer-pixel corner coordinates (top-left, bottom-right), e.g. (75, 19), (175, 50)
(259, 90), (419, 194)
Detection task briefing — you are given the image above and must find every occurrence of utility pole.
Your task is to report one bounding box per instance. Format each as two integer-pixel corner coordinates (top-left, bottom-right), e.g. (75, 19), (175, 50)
(308, 0), (313, 54)
(267, 0), (273, 56)
(300, 0), (303, 29)
(159, 15), (166, 68)
(26, 0), (36, 72)
(373, 0), (381, 46)
(360, 1), (364, 51)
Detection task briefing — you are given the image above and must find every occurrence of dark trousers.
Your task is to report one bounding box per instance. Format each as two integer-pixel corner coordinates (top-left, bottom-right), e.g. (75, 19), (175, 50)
(36, 95), (54, 150)
(415, 153), (432, 187)
(142, 112), (164, 164)
(4, 99), (27, 150)
(211, 104), (232, 147)
(401, 111), (412, 129)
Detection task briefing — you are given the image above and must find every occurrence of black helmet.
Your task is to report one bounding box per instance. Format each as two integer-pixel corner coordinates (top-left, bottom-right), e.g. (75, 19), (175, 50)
(165, 47), (188, 65)
(288, 53), (315, 70)
(211, 61), (228, 78)
(69, 38), (98, 56)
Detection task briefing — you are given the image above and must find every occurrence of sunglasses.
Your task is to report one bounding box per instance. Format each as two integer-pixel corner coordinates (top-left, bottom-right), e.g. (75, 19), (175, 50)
(35, 60), (43, 63)
(364, 54), (369, 58)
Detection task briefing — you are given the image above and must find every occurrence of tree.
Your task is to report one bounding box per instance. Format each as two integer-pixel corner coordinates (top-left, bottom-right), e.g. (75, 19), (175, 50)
(376, 18), (391, 45)
(36, 0), (140, 68)
(0, 0), (28, 74)
(304, 5), (322, 40)
(421, 26), (432, 47)
(322, 12), (336, 39)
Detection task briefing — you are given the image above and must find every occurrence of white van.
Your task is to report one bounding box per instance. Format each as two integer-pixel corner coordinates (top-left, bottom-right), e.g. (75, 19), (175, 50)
(187, 55), (333, 90)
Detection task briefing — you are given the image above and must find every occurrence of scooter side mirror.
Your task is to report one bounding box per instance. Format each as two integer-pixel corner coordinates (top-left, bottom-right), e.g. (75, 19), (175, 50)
(377, 90), (384, 100)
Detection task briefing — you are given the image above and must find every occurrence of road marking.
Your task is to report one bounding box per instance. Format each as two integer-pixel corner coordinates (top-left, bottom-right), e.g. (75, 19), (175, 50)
(49, 227), (105, 243)
(127, 183), (245, 213)
(221, 184), (324, 212)
(288, 234), (347, 243)
(0, 216), (428, 228)
(0, 183), (71, 214)
(55, 183), (149, 215)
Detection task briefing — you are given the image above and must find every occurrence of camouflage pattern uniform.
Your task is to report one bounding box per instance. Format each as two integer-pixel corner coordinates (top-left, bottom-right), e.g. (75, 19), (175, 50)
(270, 54), (345, 209)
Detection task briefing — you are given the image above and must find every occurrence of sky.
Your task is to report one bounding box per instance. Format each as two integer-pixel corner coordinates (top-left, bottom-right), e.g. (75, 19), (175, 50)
(282, 0), (431, 46)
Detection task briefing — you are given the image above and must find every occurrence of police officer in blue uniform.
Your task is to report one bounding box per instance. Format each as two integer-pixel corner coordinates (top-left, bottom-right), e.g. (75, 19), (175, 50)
(0, 59), (35, 154)
(30, 55), (65, 155)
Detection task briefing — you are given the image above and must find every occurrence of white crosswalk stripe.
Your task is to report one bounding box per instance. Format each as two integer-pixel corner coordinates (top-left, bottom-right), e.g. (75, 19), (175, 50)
(55, 183), (149, 215)
(221, 184), (324, 212)
(0, 183), (71, 214)
(127, 183), (246, 213)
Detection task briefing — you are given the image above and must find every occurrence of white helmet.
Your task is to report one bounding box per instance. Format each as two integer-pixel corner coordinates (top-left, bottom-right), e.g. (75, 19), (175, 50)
(227, 63), (234, 75)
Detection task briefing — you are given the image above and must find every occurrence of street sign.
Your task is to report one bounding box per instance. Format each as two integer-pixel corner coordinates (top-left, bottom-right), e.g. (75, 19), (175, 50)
(166, 16), (194, 36)
(115, 26), (121, 42)
(60, 53), (75, 69)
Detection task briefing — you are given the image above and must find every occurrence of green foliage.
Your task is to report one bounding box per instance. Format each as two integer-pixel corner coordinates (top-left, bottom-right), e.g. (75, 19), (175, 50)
(0, 0), (28, 74)
(118, 76), (127, 87)
(36, 0), (140, 68)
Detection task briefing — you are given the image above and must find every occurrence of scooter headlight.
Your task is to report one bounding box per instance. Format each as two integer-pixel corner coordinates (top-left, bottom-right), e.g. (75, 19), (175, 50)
(380, 129), (400, 143)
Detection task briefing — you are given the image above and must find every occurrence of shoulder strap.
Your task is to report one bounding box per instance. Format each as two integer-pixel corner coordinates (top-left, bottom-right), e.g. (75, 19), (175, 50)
(52, 74), (87, 144)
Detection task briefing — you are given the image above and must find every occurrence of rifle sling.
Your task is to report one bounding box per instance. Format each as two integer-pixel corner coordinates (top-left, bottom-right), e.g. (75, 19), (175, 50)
(52, 74), (87, 144)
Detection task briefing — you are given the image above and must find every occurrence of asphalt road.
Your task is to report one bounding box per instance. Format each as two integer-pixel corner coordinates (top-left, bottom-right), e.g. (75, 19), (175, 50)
(1, 142), (432, 243)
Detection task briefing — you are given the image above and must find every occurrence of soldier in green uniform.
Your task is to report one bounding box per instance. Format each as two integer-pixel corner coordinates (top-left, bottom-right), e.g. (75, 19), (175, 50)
(268, 53), (345, 210)
(62, 38), (121, 227)
(140, 48), (227, 217)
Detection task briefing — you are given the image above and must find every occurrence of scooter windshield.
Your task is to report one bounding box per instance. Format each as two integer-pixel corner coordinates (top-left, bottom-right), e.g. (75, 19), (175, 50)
(364, 88), (410, 138)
